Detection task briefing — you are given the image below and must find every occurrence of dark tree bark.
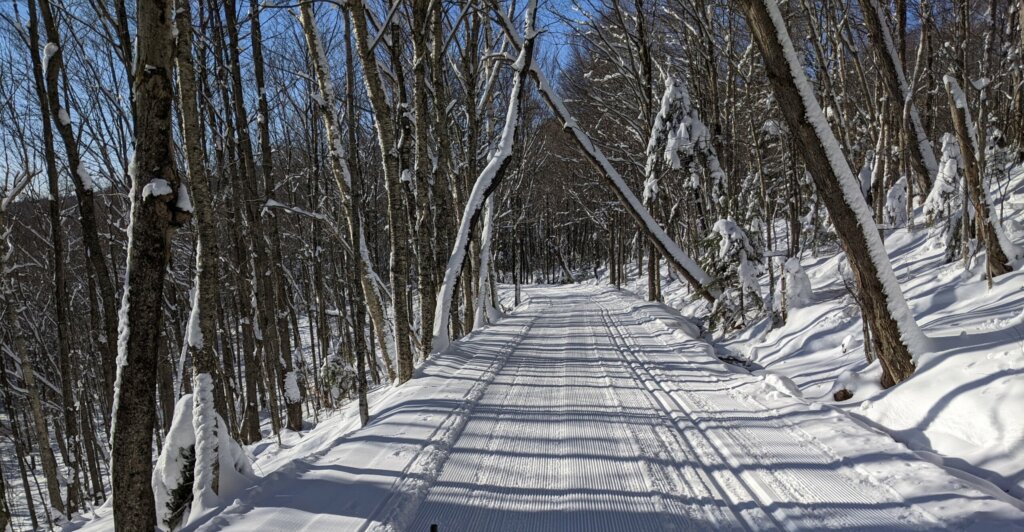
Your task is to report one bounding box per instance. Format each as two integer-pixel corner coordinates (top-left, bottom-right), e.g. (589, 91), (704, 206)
(25, 0), (75, 515)
(110, 0), (190, 528)
(350, 0), (415, 383)
(856, 0), (938, 193)
(412, 0), (437, 362)
(174, 0), (233, 496)
(38, 0), (122, 412)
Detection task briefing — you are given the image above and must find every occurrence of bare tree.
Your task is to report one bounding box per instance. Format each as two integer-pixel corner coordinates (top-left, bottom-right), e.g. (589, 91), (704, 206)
(110, 0), (190, 527)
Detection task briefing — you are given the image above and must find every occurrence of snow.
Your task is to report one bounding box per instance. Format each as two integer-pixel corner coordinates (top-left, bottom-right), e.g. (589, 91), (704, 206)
(177, 183), (194, 213)
(185, 283), (202, 349)
(923, 133), (962, 219)
(73, 285), (1024, 530)
(58, 108), (71, 126)
(283, 371), (301, 404)
(884, 176), (908, 227)
(762, 0), (928, 359)
(473, 197), (499, 328)
(643, 76), (689, 202)
(783, 257), (812, 308)
(142, 178), (173, 199)
(629, 163), (1024, 500)
(857, 151), (874, 199)
(148, 393), (254, 529)
(711, 219), (761, 299)
(152, 394), (198, 529)
(42, 42), (59, 77)
(110, 158), (139, 449)
(77, 164), (94, 192)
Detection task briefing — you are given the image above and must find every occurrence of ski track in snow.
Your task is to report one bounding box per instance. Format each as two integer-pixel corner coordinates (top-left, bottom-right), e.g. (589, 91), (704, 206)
(193, 286), (1024, 532)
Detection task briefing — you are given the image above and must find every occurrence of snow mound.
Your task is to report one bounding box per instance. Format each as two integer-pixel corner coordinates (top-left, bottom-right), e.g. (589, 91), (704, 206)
(151, 394), (254, 530)
(624, 163), (1024, 498)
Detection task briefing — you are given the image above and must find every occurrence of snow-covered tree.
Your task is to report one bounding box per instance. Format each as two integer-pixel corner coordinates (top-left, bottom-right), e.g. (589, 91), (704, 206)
(708, 219), (763, 325)
(884, 176), (908, 228)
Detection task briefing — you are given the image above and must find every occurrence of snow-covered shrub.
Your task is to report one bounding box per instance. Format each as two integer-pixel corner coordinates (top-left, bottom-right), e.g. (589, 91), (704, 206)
(707, 219), (763, 327)
(284, 370), (302, 405)
(320, 354), (357, 405)
(983, 128), (1010, 191)
(923, 133), (962, 221)
(923, 133), (968, 262)
(648, 75), (727, 205)
(711, 220), (761, 299)
(783, 257), (812, 309)
(858, 151), (874, 200)
(883, 176), (908, 228)
(153, 394), (254, 530)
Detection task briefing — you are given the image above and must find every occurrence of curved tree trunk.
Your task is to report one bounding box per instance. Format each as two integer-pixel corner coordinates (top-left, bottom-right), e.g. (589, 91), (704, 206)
(432, 2), (538, 353)
(857, 0), (938, 192)
(491, 7), (718, 305)
(942, 76), (1019, 278)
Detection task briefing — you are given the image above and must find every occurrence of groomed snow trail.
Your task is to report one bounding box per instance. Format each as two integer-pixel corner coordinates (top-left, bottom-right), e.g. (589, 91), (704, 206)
(189, 286), (1024, 532)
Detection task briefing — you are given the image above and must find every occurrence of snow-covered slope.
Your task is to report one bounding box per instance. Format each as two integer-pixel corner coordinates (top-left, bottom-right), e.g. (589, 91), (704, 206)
(627, 164), (1024, 500)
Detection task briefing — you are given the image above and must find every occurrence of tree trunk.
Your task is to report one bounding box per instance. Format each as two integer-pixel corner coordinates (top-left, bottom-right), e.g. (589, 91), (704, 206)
(412, 0), (437, 362)
(111, 0), (189, 528)
(224, 0), (285, 436)
(431, 3), (538, 353)
(298, 1), (381, 419)
(856, 0), (937, 193)
(37, 0), (122, 412)
(248, 0), (302, 432)
(350, 0), (415, 383)
(25, 0), (78, 515)
(174, 0), (231, 500)
(942, 76), (1017, 278)
(738, 0), (924, 387)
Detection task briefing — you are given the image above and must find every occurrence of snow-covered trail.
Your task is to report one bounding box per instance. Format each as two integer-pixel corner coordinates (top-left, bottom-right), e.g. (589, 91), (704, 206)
(190, 286), (1024, 531)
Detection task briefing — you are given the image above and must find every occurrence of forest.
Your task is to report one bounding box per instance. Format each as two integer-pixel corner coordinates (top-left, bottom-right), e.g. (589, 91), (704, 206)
(0, 0), (1022, 529)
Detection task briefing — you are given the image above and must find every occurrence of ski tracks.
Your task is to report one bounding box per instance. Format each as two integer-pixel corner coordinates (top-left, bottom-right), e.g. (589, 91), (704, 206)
(195, 286), (1024, 531)
(368, 310), (540, 531)
(595, 294), (935, 530)
(407, 287), (1024, 530)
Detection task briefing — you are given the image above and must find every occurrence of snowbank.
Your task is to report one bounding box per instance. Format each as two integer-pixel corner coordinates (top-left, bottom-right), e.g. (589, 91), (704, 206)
(621, 164), (1024, 498)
